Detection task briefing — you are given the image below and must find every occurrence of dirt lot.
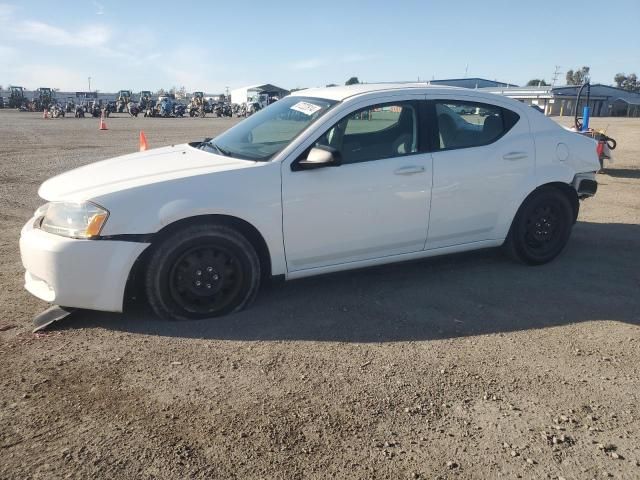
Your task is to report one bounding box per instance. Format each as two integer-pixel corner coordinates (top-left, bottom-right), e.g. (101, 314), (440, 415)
(0, 110), (638, 479)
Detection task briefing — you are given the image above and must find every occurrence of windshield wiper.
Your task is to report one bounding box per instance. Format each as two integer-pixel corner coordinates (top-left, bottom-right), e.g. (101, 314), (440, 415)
(208, 141), (232, 157)
(193, 139), (232, 157)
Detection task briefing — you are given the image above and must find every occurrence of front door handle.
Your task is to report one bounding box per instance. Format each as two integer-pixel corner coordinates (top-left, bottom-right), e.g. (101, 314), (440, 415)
(394, 166), (425, 175)
(503, 152), (528, 161)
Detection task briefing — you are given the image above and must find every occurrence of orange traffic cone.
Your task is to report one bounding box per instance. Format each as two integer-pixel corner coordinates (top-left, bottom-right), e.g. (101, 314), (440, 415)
(139, 131), (149, 151)
(99, 113), (108, 130)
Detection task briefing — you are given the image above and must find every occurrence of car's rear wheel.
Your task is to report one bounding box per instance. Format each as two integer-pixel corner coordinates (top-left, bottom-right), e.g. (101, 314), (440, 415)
(504, 187), (574, 265)
(145, 224), (260, 320)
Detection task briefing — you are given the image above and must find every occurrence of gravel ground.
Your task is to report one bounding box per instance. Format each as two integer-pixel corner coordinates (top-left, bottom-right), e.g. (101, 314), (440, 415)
(0, 111), (639, 479)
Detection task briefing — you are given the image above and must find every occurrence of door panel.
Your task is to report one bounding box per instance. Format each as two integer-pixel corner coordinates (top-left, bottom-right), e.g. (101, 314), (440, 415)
(282, 154), (432, 271)
(426, 100), (534, 249)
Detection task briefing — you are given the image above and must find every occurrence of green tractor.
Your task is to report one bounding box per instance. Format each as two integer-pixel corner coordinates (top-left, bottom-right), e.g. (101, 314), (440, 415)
(34, 87), (54, 111)
(8, 86), (27, 109)
(116, 90), (132, 113)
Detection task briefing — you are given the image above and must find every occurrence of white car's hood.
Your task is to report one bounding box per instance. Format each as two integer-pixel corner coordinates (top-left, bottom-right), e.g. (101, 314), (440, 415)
(39, 143), (254, 202)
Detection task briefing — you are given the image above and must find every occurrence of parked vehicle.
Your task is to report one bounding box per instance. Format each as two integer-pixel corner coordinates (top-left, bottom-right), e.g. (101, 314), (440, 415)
(158, 96), (174, 117)
(64, 98), (76, 113)
(213, 102), (233, 117)
(49, 103), (65, 118)
(138, 91), (154, 111)
(116, 90), (132, 113)
(128, 102), (140, 117)
(89, 101), (102, 118)
(246, 101), (261, 116)
(188, 103), (206, 117)
(103, 101), (116, 117)
(188, 91), (207, 117)
(19, 84), (601, 322)
(74, 104), (86, 118)
(8, 86), (27, 109)
(233, 103), (247, 117)
(173, 103), (186, 117)
(34, 88), (55, 112)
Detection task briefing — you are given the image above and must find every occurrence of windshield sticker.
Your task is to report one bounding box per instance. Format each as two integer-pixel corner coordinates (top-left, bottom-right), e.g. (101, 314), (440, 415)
(290, 101), (322, 116)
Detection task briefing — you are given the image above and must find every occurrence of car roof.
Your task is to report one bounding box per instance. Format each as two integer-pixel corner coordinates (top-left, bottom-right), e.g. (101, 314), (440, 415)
(290, 82), (523, 104)
(290, 83), (533, 117)
(290, 83), (476, 101)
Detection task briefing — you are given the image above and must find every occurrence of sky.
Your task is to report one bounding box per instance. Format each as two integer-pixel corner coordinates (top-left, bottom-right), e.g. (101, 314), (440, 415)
(1, 0), (639, 93)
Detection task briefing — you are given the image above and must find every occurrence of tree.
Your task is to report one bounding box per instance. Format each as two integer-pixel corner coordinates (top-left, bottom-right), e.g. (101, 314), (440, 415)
(345, 77), (360, 86)
(155, 88), (166, 95)
(526, 79), (549, 86)
(614, 73), (640, 92)
(565, 66), (590, 85)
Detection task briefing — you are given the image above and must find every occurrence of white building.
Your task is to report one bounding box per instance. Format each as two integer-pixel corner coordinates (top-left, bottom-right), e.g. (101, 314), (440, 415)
(482, 84), (640, 117)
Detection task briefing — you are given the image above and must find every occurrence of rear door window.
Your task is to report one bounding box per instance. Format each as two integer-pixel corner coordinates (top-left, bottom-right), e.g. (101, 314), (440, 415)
(434, 101), (519, 150)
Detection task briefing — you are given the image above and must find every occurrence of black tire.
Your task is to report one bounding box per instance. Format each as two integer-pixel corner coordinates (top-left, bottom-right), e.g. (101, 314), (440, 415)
(145, 224), (261, 321)
(504, 187), (574, 265)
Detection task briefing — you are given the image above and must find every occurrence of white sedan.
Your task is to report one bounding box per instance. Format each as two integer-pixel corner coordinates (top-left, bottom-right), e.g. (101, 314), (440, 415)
(20, 84), (600, 321)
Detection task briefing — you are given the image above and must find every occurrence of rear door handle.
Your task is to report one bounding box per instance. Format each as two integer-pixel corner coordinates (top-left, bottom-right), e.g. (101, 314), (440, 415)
(503, 152), (528, 161)
(394, 166), (425, 175)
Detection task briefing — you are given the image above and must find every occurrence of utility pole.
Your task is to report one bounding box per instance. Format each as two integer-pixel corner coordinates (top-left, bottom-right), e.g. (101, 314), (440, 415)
(464, 64), (469, 78)
(551, 66), (561, 86)
(88, 76), (92, 92)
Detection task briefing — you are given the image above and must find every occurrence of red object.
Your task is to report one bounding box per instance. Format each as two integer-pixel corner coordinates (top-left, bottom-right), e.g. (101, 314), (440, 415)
(139, 131), (148, 151)
(99, 114), (108, 130)
(596, 141), (604, 158)
(42, 109), (49, 119)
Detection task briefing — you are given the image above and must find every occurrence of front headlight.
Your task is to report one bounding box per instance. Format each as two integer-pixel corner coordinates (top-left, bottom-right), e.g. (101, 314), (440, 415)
(37, 202), (109, 239)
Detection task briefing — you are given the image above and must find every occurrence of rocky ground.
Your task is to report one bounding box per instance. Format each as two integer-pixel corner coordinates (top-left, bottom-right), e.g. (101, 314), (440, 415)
(0, 111), (638, 479)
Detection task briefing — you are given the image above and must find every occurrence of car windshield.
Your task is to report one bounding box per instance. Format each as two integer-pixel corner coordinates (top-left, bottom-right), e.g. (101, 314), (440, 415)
(207, 96), (337, 161)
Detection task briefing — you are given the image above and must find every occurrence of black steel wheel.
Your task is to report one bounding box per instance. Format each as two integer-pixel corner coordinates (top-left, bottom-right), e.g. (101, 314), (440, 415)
(145, 224), (261, 320)
(504, 187), (574, 265)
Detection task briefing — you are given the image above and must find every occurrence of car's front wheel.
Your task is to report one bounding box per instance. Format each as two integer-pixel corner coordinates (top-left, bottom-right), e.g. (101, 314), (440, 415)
(145, 224), (261, 320)
(504, 187), (574, 265)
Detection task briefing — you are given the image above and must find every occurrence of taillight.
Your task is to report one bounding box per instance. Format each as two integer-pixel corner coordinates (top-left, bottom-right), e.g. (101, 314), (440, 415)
(596, 141), (604, 158)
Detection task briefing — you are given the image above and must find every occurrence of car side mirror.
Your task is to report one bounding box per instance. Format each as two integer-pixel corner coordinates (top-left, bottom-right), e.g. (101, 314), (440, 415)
(295, 146), (342, 171)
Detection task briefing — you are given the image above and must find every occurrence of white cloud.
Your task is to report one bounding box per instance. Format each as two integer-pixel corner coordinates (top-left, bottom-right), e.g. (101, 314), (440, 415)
(156, 46), (226, 91)
(17, 20), (111, 47)
(5, 64), (89, 91)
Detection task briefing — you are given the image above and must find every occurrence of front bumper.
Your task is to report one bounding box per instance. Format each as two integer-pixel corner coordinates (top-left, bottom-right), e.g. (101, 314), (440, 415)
(19, 218), (150, 312)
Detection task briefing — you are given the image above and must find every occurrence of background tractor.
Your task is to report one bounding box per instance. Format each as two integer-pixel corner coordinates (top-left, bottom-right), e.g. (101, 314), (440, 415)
(188, 91), (207, 117)
(116, 90), (132, 113)
(34, 88), (54, 111)
(138, 90), (154, 111)
(8, 86), (27, 109)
